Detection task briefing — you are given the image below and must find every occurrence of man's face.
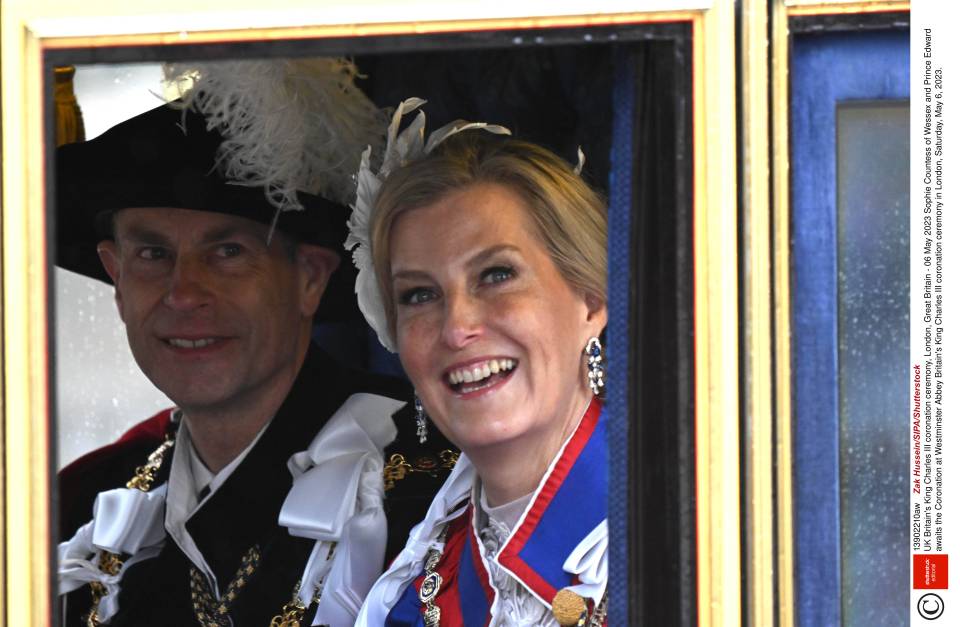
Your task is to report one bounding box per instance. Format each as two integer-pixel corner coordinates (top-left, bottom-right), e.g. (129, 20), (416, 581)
(97, 208), (338, 415)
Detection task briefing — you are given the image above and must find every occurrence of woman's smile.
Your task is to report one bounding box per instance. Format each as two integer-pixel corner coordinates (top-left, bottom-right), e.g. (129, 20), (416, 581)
(443, 357), (518, 396)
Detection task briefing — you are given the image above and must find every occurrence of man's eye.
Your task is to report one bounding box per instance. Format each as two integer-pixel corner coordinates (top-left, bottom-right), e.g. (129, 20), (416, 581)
(399, 288), (437, 306)
(137, 247), (169, 261)
(480, 265), (515, 285)
(216, 243), (243, 258)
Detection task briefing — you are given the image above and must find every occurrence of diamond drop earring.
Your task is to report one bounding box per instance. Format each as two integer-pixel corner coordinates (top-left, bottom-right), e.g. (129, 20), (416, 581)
(415, 396), (429, 444)
(584, 337), (605, 396)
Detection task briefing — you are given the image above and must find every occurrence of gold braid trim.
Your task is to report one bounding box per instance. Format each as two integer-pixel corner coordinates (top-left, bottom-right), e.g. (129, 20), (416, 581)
(189, 545), (261, 627)
(269, 542), (336, 627)
(383, 449), (459, 491)
(125, 434), (176, 491)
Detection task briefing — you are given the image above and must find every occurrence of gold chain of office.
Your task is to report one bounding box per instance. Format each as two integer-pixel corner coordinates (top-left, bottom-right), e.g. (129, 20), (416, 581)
(82, 415), (457, 626)
(81, 417), (325, 627)
(84, 420), (178, 627)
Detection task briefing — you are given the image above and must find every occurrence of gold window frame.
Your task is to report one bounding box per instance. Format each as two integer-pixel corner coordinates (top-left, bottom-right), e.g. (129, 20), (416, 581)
(1, 1), (738, 624)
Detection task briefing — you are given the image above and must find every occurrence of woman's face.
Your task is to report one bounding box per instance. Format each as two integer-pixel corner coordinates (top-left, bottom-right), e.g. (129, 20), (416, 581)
(389, 182), (607, 455)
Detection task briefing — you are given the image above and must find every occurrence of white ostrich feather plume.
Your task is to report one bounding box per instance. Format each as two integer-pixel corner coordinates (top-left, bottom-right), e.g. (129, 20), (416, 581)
(345, 98), (511, 352)
(164, 58), (388, 210)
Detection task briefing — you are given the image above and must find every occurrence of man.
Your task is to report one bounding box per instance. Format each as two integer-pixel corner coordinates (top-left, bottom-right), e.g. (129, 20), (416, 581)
(56, 60), (453, 626)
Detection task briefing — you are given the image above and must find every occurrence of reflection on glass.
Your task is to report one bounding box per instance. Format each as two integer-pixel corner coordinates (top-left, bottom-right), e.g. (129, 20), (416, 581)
(837, 100), (909, 626)
(56, 64), (172, 469)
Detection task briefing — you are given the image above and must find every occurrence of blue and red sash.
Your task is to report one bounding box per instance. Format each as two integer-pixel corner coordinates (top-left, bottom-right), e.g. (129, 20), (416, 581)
(385, 508), (494, 627)
(385, 399), (607, 626)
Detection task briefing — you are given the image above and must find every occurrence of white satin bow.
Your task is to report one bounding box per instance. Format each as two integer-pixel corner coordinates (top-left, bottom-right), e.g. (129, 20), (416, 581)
(58, 485), (168, 620)
(278, 393), (404, 627)
(562, 519), (608, 604)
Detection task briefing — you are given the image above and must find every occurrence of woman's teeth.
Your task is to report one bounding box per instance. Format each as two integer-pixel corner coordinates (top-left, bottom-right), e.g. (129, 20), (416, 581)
(447, 359), (516, 386)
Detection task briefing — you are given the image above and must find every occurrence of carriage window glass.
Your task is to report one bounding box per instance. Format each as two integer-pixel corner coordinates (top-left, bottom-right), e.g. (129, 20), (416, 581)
(836, 100), (909, 626)
(55, 64), (172, 469)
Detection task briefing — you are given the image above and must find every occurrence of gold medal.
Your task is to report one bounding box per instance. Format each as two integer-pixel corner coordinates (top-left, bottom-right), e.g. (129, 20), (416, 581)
(552, 589), (589, 627)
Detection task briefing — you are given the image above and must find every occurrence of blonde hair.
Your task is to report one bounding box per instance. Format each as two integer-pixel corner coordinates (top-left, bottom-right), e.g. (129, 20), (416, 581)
(370, 131), (607, 341)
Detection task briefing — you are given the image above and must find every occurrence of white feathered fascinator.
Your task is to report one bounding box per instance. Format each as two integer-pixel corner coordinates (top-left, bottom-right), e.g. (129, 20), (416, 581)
(344, 98), (511, 352)
(163, 58), (388, 212)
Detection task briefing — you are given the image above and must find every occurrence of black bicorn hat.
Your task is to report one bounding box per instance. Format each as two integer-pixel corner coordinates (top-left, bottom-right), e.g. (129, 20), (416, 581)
(55, 59), (387, 321)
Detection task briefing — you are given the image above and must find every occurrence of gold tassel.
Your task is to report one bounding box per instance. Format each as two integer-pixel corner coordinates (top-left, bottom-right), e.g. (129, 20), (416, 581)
(54, 66), (85, 146)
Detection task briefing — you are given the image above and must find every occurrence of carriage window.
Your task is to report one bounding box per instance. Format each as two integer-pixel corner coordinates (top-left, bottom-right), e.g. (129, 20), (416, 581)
(790, 27), (909, 627)
(48, 23), (697, 625)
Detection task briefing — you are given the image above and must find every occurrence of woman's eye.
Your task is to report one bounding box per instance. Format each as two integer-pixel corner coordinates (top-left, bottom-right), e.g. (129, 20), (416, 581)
(136, 246), (168, 261)
(480, 265), (515, 285)
(399, 288), (437, 306)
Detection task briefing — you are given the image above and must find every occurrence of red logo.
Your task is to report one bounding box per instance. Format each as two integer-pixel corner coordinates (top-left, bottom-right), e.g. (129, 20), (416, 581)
(914, 554), (949, 589)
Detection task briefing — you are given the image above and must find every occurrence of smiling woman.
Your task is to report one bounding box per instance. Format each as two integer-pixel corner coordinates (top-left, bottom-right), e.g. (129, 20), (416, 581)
(348, 113), (610, 625)
(390, 178), (606, 503)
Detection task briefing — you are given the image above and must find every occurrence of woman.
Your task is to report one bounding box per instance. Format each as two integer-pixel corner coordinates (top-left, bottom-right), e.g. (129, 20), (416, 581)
(348, 100), (608, 626)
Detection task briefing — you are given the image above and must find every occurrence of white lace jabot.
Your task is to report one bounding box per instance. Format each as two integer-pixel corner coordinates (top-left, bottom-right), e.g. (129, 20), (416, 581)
(476, 486), (552, 626)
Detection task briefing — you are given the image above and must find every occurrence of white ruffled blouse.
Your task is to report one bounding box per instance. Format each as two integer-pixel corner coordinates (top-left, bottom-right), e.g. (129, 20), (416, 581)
(477, 487), (555, 626)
